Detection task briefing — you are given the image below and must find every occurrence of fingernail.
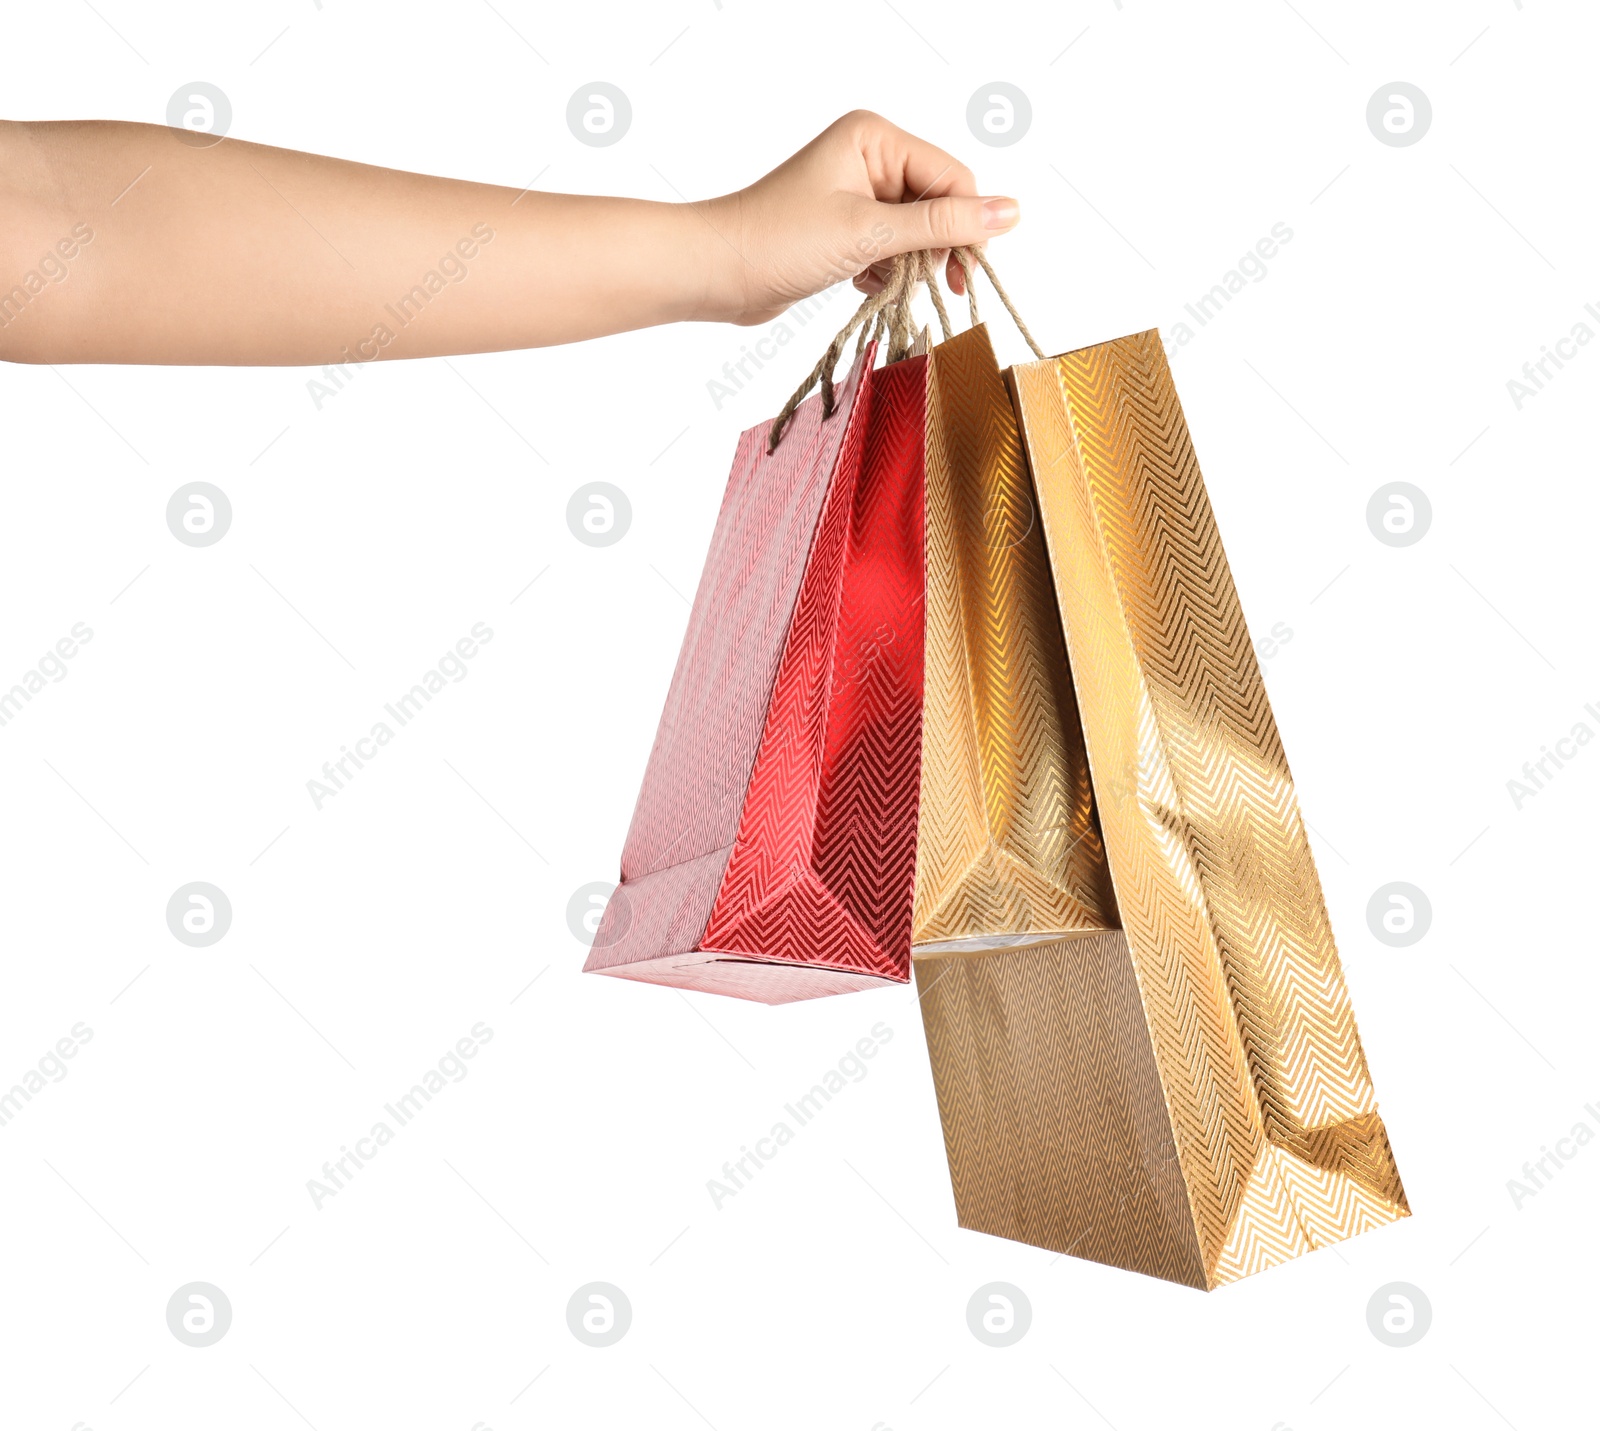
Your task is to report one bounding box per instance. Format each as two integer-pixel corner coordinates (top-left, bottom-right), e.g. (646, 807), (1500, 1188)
(982, 198), (1020, 230)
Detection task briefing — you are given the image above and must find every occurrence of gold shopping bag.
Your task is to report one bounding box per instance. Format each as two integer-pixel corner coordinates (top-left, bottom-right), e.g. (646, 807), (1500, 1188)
(914, 312), (1408, 1288)
(913, 315), (1116, 949)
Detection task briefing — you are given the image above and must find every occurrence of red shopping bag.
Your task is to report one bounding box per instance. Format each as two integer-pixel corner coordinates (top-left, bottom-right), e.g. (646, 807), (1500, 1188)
(585, 341), (926, 1003)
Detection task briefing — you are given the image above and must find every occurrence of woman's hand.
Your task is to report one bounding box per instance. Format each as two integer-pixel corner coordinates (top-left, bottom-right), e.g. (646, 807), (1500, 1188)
(690, 110), (1020, 327)
(0, 112), (1012, 365)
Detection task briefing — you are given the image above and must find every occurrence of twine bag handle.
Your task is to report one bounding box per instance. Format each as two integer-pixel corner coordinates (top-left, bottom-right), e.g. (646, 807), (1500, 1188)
(950, 246), (1046, 359)
(862, 249), (956, 365)
(767, 246), (1040, 452)
(768, 254), (917, 451)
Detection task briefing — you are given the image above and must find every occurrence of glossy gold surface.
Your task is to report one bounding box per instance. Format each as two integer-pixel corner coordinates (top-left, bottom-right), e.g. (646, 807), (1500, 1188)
(912, 323), (1116, 951)
(979, 331), (1409, 1286)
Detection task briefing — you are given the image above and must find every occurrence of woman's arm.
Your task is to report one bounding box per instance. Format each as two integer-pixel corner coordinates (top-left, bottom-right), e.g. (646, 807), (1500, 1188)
(0, 111), (1018, 366)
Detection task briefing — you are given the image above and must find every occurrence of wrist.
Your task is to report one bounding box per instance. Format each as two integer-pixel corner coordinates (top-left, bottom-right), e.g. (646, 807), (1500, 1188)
(669, 192), (748, 325)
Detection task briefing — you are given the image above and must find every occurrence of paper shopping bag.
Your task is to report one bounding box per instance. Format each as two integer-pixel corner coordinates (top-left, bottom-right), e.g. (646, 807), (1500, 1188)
(586, 343), (927, 1004)
(916, 327), (1407, 1288)
(913, 320), (1116, 950)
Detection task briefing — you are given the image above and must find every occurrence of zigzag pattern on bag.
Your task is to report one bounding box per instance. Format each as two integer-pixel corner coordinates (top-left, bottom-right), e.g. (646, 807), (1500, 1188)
(914, 323), (1116, 951)
(703, 356), (927, 979)
(1013, 354), (1267, 1276)
(586, 354), (872, 990)
(1006, 331), (1406, 1286)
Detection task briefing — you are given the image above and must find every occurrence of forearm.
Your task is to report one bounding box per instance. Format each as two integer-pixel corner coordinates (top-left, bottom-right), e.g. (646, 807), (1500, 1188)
(0, 120), (715, 364)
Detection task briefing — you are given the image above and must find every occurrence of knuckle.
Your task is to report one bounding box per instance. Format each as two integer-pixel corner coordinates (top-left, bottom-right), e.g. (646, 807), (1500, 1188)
(925, 196), (963, 246)
(829, 109), (881, 142)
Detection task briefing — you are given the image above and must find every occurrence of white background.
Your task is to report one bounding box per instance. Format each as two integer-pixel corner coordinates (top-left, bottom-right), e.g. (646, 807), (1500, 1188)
(2, 2), (1595, 1428)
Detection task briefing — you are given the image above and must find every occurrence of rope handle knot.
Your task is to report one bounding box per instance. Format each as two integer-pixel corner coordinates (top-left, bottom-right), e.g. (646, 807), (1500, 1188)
(766, 246), (1044, 452)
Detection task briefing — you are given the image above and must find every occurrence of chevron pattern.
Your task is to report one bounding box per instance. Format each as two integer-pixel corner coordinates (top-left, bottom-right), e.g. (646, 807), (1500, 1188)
(586, 351), (881, 997)
(992, 331), (1408, 1286)
(588, 343), (926, 1001)
(913, 323), (1117, 951)
(703, 353), (927, 982)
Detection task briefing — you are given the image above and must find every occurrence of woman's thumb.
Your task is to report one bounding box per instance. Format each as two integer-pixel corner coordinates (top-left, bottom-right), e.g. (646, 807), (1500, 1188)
(873, 193), (1020, 257)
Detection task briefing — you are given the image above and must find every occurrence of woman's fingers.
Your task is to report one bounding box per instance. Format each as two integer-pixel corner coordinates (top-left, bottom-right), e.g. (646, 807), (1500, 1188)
(840, 110), (978, 205)
(868, 193), (1019, 269)
(824, 112), (1016, 303)
(946, 249), (968, 296)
